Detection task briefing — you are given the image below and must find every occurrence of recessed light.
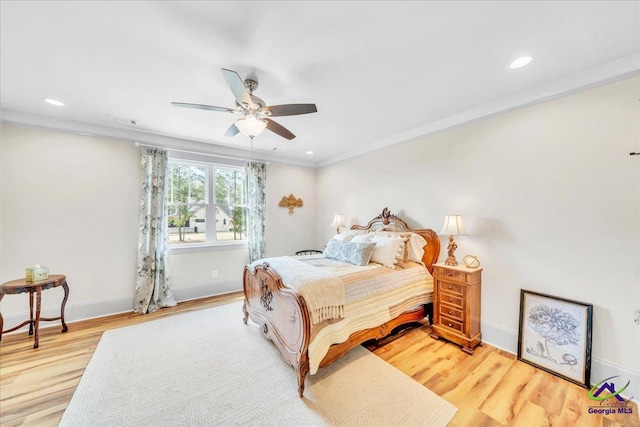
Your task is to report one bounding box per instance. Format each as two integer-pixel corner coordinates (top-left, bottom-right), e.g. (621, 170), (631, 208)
(306, 151), (314, 155)
(510, 56), (533, 69)
(44, 98), (64, 106)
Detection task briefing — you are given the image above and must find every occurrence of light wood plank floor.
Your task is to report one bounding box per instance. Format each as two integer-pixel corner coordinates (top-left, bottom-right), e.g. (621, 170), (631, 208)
(1, 294), (638, 427)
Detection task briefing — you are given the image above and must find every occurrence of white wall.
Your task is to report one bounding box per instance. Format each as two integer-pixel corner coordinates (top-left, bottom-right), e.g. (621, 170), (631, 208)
(0, 124), (318, 322)
(264, 163), (318, 257)
(317, 76), (640, 383)
(0, 125), (141, 320)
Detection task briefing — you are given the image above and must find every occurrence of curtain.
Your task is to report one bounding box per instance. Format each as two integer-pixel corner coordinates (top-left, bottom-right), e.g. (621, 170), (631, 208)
(134, 147), (177, 314)
(246, 161), (266, 263)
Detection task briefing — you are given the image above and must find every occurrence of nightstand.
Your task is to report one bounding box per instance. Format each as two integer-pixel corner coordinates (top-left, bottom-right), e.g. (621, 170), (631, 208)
(429, 262), (482, 354)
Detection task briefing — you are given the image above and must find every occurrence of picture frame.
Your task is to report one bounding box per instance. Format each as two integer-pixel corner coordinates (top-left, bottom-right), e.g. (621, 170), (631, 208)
(518, 289), (593, 388)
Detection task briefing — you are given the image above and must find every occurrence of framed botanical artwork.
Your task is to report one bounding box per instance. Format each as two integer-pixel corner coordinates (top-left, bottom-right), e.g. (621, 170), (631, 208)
(518, 289), (593, 388)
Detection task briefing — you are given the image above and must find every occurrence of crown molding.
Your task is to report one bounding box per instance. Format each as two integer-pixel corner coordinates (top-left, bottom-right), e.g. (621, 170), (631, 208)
(0, 110), (317, 168)
(319, 53), (640, 167)
(2, 53), (638, 170)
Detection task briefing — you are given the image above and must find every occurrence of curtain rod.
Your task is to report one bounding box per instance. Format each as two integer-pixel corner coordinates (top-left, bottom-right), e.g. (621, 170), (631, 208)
(133, 141), (256, 163)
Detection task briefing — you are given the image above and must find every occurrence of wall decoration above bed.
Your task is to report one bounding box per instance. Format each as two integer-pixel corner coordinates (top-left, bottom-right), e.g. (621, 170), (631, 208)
(518, 289), (593, 388)
(278, 193), (303, 214)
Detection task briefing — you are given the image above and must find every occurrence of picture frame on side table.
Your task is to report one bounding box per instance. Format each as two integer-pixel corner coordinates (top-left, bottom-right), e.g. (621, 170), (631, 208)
(518, 289), (593, 388)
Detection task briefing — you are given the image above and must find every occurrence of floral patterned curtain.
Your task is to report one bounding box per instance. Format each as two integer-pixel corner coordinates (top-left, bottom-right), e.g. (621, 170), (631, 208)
(246, 161), (266, 263)
(134, 147), (177, 314)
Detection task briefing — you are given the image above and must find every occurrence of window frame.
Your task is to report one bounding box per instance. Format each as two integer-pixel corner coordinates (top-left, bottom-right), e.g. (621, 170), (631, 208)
(167, 157), (248, 250)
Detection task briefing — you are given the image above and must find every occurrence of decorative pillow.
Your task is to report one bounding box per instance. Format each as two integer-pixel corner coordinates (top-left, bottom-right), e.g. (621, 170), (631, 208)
(323, 239), (341, 259)
(370, 235), (406, 268)
(406, 233), (427, 263)
(350, 234), (373, 244)
(332, 233), (353, 242)
(369, 231), (410, 262)
(347, 229), (369, 236)
(323, 240), (376, 266)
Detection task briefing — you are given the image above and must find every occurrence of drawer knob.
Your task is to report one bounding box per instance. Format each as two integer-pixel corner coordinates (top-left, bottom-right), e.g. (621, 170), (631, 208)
(448, 311), (452, 314)
(449, 298), (453, 302)
(448, 323), (453, 327)
(448, 286), (453, 290)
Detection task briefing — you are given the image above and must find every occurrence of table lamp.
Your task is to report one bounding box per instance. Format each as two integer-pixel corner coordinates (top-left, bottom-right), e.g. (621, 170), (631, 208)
(439, 215), (467, 266)
(330, 214), (345, 234)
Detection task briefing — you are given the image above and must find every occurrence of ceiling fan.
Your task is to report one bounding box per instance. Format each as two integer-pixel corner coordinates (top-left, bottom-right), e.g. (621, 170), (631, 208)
(171, 68), (317, 140)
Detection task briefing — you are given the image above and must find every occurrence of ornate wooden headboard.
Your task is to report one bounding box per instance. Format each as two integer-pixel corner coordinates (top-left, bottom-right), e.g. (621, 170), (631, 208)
(350, 207), (441, 273)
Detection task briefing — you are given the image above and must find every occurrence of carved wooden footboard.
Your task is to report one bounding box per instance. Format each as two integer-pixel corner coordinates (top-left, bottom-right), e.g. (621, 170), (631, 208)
(243, 208), (440, 397)
(242, 262), (311, 397)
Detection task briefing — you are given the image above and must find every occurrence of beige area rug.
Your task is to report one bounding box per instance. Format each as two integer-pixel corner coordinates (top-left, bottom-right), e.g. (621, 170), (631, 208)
(60, 301), (457, 426)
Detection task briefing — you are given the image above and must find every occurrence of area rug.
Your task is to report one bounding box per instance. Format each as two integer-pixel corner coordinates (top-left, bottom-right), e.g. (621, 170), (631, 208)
(60, 301), (457, 426)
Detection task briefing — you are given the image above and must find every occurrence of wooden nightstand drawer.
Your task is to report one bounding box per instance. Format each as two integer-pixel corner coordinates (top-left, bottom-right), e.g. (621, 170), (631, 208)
(440, 282), (463, 295)
(440, 315), (463, 333)
(439, 305), (463, 321)
(439, 291), (463, 309)
(434, 266), (466, 283)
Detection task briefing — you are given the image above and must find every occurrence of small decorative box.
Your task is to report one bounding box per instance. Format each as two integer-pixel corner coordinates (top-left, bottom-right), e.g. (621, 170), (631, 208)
(26, 265), (49, 282)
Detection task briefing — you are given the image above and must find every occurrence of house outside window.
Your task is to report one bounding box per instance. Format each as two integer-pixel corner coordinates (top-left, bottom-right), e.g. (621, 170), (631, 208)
(167, 159), (247, 246)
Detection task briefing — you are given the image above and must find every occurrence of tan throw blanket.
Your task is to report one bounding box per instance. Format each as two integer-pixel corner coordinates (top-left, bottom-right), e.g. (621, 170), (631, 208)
(252, 256), (345, 325)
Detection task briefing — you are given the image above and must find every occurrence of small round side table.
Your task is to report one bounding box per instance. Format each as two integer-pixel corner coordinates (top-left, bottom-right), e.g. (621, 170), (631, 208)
(0, 274), (69, 349)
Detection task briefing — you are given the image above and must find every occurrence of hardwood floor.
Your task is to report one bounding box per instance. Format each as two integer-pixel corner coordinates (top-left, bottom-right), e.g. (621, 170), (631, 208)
(1, 294), (638, 427)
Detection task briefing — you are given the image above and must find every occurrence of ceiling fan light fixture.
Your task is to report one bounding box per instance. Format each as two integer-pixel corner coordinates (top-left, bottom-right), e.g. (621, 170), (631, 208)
(236, 116), (267, 137)
(172, 68), (316, 141)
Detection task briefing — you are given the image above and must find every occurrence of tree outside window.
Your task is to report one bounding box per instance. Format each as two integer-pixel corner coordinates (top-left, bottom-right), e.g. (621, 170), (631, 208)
(214, 167), (247, 242)
(167, 160), (246, 245)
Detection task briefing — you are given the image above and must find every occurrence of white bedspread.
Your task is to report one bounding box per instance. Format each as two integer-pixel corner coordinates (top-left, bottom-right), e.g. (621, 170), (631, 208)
(251, 256), (345, 324)
(250, 255), (433, 375)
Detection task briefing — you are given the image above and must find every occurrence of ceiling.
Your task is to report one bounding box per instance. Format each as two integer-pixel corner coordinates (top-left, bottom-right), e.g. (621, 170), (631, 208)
(1, 2), (639, 167)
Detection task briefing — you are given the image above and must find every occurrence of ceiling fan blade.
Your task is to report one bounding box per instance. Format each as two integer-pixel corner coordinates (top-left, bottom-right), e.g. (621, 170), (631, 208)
(221, 68), (253, 108)
(263, 104), (318, 117)
(171, 102), (239, 114)
(264, 118), (295, 140)
(225, 123), (240, 137)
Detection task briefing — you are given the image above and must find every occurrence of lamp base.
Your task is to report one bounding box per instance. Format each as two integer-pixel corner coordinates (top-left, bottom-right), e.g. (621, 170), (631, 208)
(444, 255), (459, 266)
(444, 235), (459, 266)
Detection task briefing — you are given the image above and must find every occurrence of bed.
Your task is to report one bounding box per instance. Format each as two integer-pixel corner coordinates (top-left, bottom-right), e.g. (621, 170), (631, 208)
(242, 208), (440, 397)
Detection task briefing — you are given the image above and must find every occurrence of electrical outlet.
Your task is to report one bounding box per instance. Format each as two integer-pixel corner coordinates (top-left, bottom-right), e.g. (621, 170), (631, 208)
(212, 270), (218, 279)
(635, 309), (640, 326)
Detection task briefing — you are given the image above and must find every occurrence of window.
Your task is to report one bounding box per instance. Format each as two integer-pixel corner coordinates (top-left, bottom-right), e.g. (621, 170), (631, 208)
(167, 159), (247, 246)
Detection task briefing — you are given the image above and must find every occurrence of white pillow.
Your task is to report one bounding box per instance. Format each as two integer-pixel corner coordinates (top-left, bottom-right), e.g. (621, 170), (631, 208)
(332, 233), (353, 242)
(406, 233), (427, 263)
(369, 231), (427, 263)
(350, 234), (373, 244)
(369, 231), (409, 262)
(347, 229), (369, 236)
(370, 235), (405, 268)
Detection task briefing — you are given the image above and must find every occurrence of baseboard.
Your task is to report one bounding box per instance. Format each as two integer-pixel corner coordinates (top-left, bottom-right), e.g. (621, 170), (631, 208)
(481, 320), (639, 404)
(1, 280), (242, 333)
(172, 280), (241, 303)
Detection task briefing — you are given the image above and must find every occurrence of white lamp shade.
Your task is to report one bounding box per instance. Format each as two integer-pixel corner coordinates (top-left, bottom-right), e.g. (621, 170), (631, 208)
(235, 117), (267, 137)
(439, 215), (467, 236)
(330, 214), (345, 228)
